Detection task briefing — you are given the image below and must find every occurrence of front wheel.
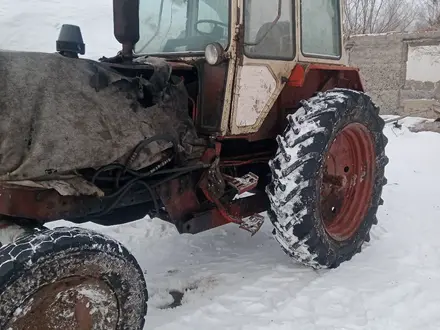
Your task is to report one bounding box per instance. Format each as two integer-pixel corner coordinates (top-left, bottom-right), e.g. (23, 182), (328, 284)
(267, 89), (389, 268)
(0, 225), (148, 330)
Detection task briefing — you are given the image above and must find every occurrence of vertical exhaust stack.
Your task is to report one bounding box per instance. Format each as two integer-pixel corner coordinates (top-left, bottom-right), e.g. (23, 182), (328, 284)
(113, 0), (140, 58)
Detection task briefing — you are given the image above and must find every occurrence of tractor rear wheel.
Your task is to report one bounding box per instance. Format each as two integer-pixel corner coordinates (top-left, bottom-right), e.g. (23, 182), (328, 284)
(0, 225), (148, 330)
(267, 89), (388, 268)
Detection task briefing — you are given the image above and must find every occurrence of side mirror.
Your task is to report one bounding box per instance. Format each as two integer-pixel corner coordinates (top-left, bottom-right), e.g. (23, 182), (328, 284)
(113, 0), (140, 57)
(56, 24), (85, 58)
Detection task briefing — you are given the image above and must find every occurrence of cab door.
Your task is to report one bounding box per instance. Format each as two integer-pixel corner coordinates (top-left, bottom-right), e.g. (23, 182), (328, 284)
(228, 0), (298, 135)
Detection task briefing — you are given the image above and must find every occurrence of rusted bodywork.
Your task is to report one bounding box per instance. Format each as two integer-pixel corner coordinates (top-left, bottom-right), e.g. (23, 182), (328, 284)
(0, 184), (157, 223)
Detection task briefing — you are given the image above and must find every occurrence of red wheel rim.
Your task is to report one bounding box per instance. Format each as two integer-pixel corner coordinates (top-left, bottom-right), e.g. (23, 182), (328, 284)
(320, 123), (376, 241)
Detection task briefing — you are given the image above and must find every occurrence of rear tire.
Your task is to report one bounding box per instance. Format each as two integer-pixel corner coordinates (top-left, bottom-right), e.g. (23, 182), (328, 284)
(267, 89), (388, 268)
(0, 226), (148, 330)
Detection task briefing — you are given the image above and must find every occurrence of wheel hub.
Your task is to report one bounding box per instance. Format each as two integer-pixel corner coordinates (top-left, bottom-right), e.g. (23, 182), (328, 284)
(320, 123), (376, 241)
(5, 276), (119, 330)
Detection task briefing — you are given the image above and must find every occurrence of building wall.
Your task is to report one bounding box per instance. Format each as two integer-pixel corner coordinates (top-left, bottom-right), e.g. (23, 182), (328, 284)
(346, 30), (440, 118)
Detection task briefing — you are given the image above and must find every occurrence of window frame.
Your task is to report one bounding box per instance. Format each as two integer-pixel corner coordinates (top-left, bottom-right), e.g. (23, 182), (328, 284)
(242, 0), (296, 61)
(299, 0), (343, 60)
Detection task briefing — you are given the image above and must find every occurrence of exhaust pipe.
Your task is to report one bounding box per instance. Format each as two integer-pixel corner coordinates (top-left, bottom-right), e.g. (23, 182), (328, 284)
(113, 0), (140, 57)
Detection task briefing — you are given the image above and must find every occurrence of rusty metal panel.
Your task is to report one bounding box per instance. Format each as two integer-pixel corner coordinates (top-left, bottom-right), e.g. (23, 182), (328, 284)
(158, 175), (200, 224)
(0, 184), (155, 222)
(196, 61), (229, 133)
(178, 192), (269, 234)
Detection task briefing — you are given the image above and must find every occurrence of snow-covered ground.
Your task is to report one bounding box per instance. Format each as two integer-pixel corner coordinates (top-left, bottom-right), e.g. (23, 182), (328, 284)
(2, 1), (440, 329)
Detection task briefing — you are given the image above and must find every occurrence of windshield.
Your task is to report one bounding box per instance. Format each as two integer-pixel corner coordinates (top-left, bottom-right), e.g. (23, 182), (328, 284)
(135, 0), (230, 55)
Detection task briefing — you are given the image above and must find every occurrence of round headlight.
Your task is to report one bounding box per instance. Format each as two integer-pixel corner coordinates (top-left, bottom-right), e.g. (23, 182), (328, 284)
(205, 42), (225, 65)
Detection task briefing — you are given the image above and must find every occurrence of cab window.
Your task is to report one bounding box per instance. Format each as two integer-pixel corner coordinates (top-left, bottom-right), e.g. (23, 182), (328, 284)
(136, 0), (229, 54)
(243, 0), (295, 60)
(301, 0), (341, 58)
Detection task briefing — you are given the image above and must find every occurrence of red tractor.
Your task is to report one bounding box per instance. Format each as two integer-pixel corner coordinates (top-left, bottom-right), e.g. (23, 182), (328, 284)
(0, 0), (388, 328)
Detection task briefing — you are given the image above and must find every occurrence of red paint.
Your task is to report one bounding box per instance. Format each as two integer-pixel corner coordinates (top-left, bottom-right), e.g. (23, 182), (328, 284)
(200, 143), (222, 164)
(287, 64), (306, 87)
(158, 177), (200, 224)
(320, 123), (376, 241)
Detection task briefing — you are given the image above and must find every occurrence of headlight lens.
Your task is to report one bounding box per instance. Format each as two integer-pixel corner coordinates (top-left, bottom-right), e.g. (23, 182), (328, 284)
(205, 43), (224, 65)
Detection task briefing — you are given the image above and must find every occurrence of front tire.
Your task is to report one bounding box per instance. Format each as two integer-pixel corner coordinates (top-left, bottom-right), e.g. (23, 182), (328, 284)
(267, 89), (388, 268)
(0, 226), (148, 330)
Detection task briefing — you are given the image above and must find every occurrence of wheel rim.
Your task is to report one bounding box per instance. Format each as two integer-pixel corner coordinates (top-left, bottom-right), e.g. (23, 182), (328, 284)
(5, 276), (119, 330)
(320, 123), (376, 241)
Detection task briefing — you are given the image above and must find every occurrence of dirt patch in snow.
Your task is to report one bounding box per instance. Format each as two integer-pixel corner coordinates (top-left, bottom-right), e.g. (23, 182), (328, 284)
(153, 276), (219, 310)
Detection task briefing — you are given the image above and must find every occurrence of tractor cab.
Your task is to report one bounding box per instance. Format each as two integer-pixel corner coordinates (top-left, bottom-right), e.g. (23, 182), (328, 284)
(110, 0), (350, 138)
(129, 0), (344, 63)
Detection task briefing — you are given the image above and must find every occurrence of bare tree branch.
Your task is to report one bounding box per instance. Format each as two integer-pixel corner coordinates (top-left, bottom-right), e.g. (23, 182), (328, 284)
(344, 0), (417, 37)
(417, 0), (440, 30)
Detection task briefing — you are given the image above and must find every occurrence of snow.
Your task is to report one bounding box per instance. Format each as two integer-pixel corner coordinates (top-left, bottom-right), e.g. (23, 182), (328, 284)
(349, 31), (401, 38)
(0, 0), (120, 60)
(0, 222), (27, 246)
(2, 1), (440, 329)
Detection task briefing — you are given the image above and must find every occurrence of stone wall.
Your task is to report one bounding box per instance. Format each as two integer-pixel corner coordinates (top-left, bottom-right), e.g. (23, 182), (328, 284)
(346, 30), (440, 118)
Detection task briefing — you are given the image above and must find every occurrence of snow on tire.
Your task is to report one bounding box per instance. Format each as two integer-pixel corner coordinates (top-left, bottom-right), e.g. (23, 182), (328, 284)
(267, 88), (389, 269)
(0, 226), (148, 330)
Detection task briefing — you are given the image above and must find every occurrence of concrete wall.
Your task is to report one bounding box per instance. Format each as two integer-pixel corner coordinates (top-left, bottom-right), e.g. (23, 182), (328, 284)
(346, 30), (440, 118)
